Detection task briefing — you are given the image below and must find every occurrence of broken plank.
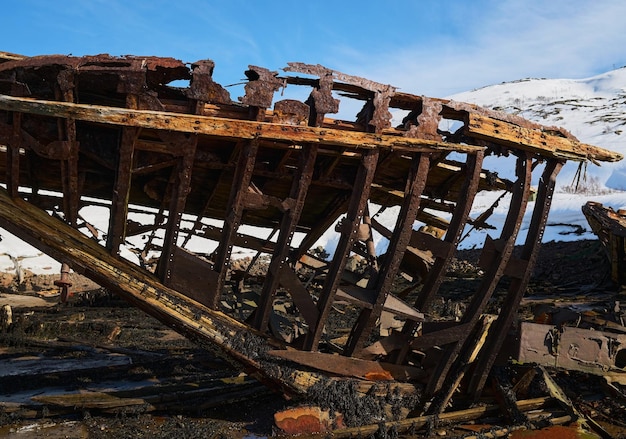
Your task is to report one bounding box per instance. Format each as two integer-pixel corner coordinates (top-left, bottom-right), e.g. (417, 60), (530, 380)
(32, 392), (149, 410)
(466, 112), (622, 162)
(267, 350), (425, 382)
(0, 94), (484, 154)
(290, 396), (556, 439)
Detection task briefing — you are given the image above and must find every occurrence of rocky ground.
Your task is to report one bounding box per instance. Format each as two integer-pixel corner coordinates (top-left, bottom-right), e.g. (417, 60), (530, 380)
(0, 239), (624, 438)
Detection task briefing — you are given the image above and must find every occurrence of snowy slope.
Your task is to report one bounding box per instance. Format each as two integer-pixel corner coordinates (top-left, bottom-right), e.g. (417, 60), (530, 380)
(451, 68), (626, 190)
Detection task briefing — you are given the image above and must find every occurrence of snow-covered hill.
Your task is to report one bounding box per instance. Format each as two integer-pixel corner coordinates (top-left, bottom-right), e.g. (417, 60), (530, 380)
(451, 67), (626, 190)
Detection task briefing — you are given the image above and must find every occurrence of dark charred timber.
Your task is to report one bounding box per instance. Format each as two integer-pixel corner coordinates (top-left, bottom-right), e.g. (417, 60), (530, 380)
(0, 53), (622, 428)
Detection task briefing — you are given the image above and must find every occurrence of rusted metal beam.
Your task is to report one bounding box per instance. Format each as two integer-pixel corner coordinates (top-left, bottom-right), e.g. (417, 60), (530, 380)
(468, 159), (563, 397)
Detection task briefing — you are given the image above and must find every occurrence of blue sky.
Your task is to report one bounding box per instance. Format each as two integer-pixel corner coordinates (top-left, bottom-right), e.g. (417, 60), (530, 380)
(5, 0), (626, 97)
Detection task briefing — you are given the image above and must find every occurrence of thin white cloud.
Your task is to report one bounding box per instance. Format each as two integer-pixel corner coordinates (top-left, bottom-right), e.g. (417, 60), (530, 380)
(330, 0), (626, 97)
(6, 0), (626, 101)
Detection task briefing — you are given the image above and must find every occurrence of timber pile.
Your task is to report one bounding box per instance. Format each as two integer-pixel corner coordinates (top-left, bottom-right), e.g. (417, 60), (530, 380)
(0, 53), (622, 430)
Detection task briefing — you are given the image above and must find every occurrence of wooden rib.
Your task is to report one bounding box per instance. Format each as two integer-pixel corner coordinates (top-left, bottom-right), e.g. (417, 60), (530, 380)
(208, 139), (259, 309)
(425, 153), (533, 408)
(254, 144), (318, 331)
(107, 127), (140, 254)
(395, 151), (484, 364)
(343, 152), (431, 356)
(0, 94), (483, 154)
(6, 112), (20, 197)
(467, 159), (563, 397)
(303, 149), (379, 351)
(157, 133), (198, 283)
(56, 75), (80, 226)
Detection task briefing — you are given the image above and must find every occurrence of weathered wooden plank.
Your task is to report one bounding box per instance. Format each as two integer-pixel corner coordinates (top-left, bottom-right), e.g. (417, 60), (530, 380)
(0, 94), (484, 153)
(267, 350), (425, 382)
(466, 112), (622, 162)
(0, 186), (311, 397)
(303, 396), (556, 439)
(32, 392), (148, 410)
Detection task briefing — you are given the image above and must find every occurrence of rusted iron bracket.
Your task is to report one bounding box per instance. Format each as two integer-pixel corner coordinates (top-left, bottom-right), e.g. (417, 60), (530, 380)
(518, 322), (626, 385)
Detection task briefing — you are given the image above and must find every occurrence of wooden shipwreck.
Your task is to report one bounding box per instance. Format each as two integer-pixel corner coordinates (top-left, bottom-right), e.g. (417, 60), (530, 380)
(583, 201), (626, 287)
(0, 52), (622, 426)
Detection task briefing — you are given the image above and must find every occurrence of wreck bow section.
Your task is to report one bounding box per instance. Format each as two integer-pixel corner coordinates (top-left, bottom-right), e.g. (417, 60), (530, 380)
(0, 53), (621, 420)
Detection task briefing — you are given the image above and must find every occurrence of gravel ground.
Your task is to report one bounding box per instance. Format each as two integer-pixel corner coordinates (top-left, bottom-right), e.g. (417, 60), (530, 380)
(0, 239), (624, 438)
